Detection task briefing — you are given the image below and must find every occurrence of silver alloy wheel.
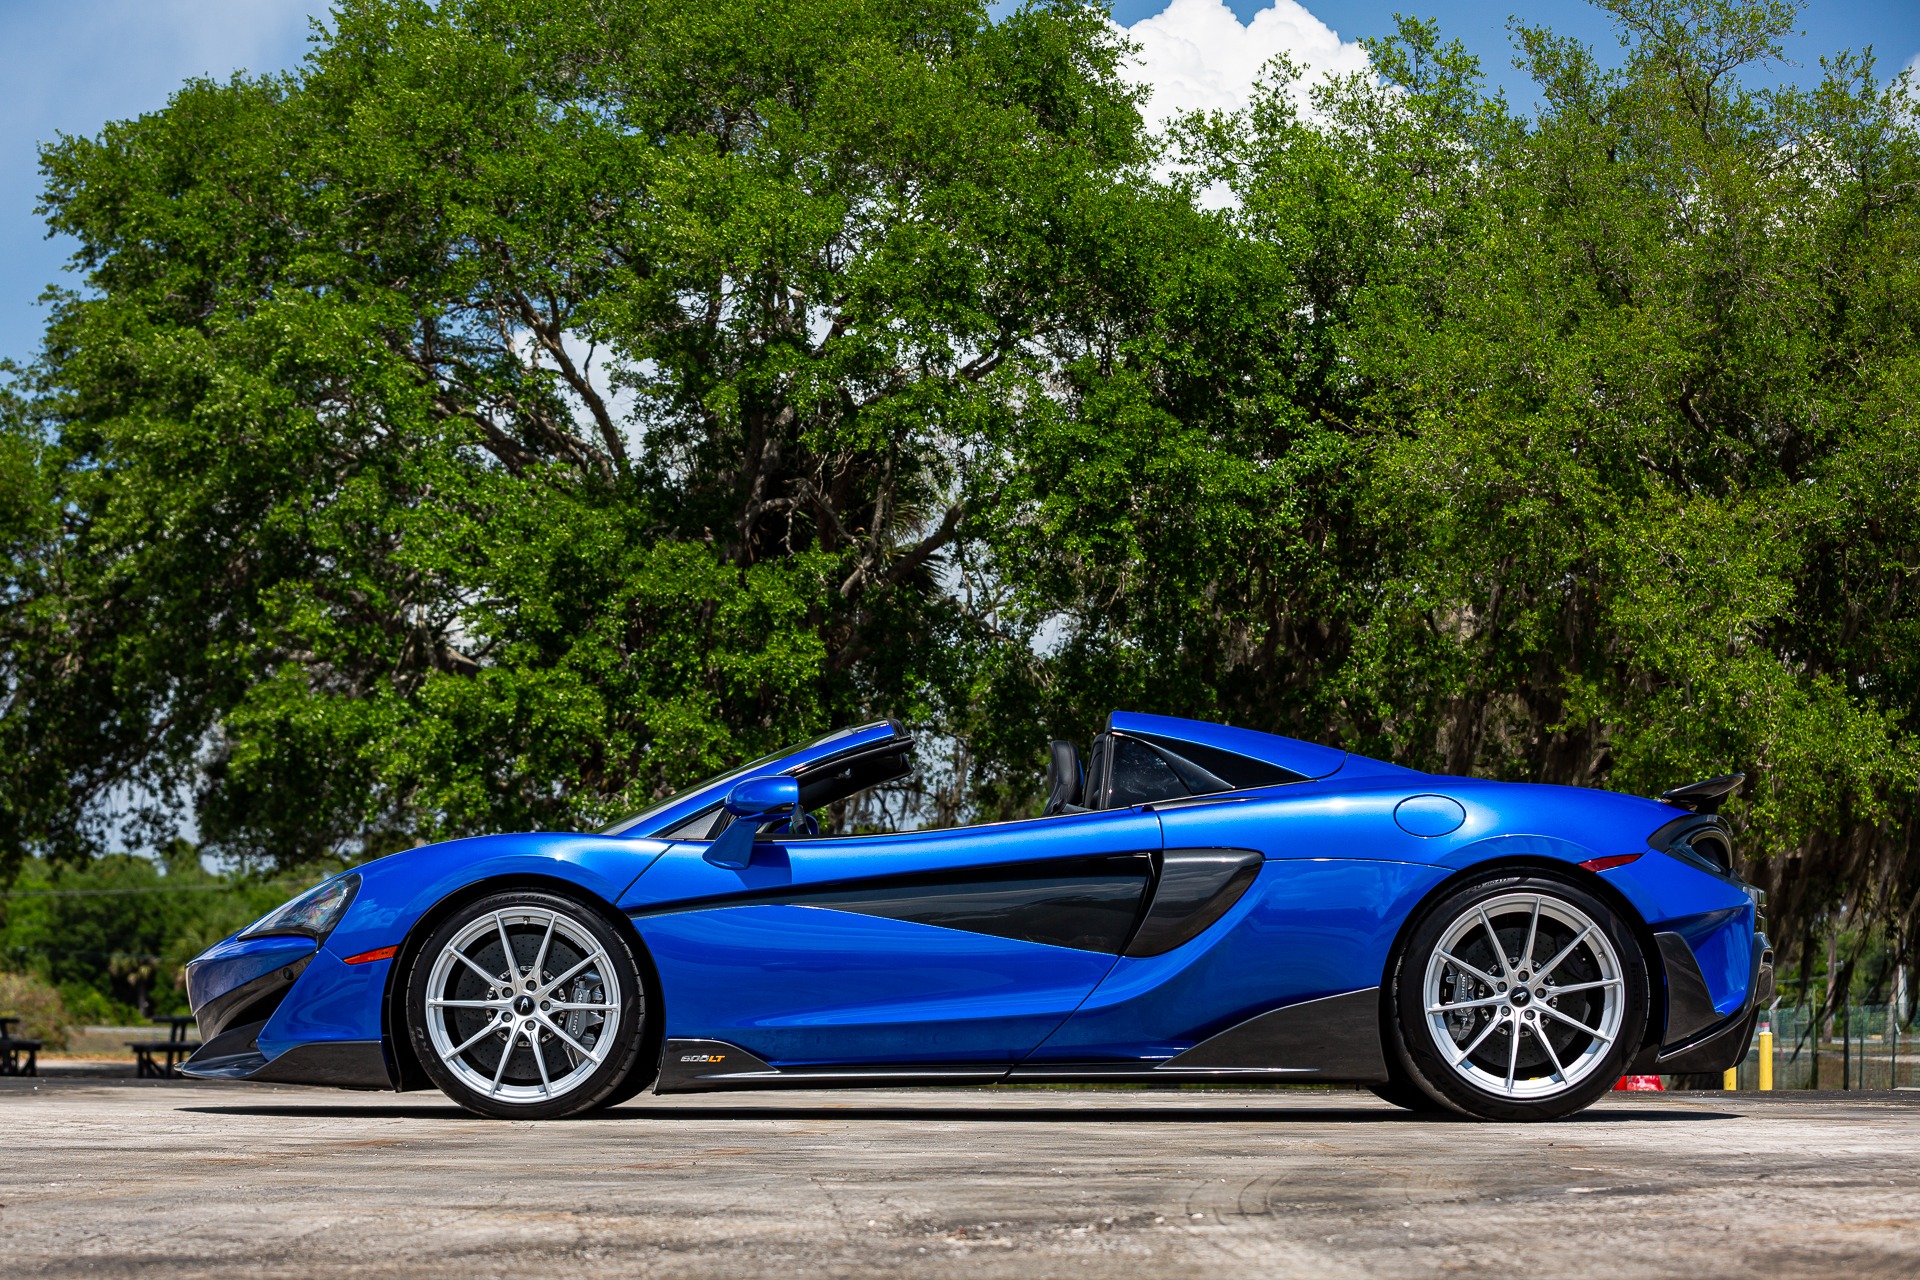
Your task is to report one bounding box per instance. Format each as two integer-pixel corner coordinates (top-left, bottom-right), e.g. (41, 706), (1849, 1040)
(1422, 891), (1625, 1100)
(422, 906), (621, 1105)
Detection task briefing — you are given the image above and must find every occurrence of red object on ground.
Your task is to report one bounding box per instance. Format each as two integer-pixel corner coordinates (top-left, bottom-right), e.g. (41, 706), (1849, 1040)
(1613, 1075), (1665, 1091)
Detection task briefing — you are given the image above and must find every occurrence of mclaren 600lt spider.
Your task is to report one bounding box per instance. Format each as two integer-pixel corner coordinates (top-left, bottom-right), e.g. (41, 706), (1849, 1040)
(183, 713), (1769, 1121)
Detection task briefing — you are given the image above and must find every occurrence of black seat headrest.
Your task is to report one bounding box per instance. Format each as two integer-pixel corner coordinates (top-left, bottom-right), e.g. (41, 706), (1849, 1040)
(1044, 740), (1083, 816)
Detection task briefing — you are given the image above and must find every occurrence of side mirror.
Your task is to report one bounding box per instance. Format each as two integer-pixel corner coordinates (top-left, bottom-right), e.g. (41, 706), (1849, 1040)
(723, 775), (799, 819)
(704, 776), (800, 869)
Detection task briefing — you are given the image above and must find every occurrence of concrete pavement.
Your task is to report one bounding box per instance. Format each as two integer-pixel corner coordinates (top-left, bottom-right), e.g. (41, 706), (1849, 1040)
(3, 1079), (1918, 1278)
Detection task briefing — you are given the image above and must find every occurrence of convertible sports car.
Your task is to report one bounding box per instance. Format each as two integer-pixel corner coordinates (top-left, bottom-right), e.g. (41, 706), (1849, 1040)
(182, 713), (1771, 1121)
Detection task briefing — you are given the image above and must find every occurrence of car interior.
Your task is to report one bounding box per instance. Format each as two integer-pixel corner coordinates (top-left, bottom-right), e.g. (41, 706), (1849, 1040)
(1043, 731), (1306, 815)
(654, 722), (1308, 841)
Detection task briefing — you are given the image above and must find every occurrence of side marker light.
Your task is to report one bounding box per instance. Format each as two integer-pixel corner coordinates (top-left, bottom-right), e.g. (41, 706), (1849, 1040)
(1578, 853), (1643, 873)
(342, 944), (399, 965)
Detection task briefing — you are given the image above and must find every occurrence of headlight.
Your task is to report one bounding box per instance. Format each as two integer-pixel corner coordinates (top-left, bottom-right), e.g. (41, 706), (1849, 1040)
(241, 874), (361, 942)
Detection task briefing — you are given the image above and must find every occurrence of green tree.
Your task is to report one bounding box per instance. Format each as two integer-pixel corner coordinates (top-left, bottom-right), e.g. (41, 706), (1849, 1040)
(8, 0), (1920, 992)
(984, 0), (1920, 982)
(6, 0), (1171, 865)
(0, 846), (302, 1017)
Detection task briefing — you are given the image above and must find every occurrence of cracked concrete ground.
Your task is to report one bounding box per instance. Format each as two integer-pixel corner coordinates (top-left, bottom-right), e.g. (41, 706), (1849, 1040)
(3, 1079), (1919, 1278)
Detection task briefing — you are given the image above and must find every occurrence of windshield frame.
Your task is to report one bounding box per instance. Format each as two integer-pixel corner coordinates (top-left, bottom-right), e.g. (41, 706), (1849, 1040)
(597, 721), (900, 838)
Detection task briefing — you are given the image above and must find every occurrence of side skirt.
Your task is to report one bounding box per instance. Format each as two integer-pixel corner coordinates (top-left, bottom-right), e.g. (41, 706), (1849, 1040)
(655, 1039), (1006, 1093)
(654, 990), (1390, 1093)
(1152, 987), (1389, 1082)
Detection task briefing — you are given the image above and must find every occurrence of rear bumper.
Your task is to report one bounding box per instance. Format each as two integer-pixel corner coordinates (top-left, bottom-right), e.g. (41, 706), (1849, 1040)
(1655, 1006), (1760, 1075)
(1646, 928), (1773, 1074)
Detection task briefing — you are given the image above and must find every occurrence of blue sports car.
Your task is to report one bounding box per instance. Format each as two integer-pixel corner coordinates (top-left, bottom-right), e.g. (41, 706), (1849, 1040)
(182, 713), (1771, 1121)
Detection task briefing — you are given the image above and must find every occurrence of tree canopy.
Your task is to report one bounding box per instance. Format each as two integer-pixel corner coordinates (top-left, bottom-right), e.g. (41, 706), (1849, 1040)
(4, 0), (1919, 993)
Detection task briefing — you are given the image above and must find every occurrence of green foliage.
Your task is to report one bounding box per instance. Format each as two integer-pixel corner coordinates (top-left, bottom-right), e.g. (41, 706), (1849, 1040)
(7, 0), (1162, 861)
(0, 847), (314, 1016)
(1006, 0), (1920, 967)
(55, 983), (146, 1029)
(0, 970), (72, 1049)
(4, 0), (1920, 977)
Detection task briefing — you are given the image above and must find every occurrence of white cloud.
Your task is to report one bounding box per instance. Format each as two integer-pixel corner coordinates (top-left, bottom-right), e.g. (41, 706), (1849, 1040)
(1119, 0), (1371, 134)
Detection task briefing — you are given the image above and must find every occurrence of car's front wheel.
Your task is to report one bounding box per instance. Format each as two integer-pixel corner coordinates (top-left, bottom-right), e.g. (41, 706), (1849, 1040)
(1388, 872), (1649, 1121)
(1365, 1076), (1447, 1113)
(405, 890), (650, 1119)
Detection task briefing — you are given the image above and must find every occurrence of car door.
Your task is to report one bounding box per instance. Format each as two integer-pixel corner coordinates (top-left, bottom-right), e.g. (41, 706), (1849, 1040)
(1025, 788), (1450, 1065)
(618, 808), (1163, 1068)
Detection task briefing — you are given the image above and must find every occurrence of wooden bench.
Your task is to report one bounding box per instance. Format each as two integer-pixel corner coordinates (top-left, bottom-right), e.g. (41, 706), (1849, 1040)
(0, 1036), (40, 1077)
(0, 1016), (39, 1077)
(129, 1015), (201, 1079)
(128, 1040), (200, 1078)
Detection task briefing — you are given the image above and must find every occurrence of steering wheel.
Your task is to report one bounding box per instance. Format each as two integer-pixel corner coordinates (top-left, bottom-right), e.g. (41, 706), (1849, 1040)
(771, 811), (820, 837)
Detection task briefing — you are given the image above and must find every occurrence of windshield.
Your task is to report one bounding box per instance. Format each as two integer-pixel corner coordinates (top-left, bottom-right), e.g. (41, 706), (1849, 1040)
(596, 724), (879, 836)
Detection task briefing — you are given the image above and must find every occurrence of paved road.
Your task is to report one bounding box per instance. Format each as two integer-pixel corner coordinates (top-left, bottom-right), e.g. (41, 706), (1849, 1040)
(3, 1080), (1919, 1278)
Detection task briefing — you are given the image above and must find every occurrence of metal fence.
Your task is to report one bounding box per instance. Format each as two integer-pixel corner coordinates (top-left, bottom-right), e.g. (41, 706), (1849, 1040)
(1721, 1006), (1920, 1091)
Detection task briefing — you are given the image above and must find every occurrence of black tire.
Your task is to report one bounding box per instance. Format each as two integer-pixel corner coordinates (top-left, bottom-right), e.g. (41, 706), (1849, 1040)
(405, 890), (652, 1119)
(1366, 1076), (1449, 1114)
(1387, 871), (1649, 1122)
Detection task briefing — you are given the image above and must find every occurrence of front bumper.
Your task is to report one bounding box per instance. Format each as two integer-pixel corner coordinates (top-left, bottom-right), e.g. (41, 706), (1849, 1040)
(181, 934), (394, 1090)
(182, 1037), (392, 1089)
(184, 934), (319, 1042)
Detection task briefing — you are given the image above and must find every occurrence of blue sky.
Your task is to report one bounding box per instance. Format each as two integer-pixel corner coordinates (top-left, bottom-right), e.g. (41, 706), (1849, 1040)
(3, 0), (1917, 366)
(1113, 0), (1920, 95)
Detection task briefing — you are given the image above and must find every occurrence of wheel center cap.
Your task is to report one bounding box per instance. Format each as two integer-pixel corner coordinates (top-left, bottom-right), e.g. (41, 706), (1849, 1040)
(513, 994), (535, 1016)
(1510, 988), (1531, 1007)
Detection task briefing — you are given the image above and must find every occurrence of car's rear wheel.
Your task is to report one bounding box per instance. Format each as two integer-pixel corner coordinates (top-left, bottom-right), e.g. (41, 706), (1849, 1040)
(405, 890), (650, 1119)
(1387, 872), (1648, 1121)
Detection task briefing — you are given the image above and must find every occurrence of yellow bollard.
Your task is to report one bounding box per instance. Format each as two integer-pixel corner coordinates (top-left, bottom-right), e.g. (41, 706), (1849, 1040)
(1758, 1021), (1774, 1091)
(1724, 1065), (1738, 1090)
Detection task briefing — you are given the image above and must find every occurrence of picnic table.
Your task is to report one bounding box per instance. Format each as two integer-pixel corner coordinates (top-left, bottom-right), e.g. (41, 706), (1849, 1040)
(0, 1013), (41, 1077)
(128, 1015), (200, 1079)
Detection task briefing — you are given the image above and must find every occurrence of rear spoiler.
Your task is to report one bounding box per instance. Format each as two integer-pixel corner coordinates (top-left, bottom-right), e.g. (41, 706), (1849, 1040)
(1659, 773), (1744, 815)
